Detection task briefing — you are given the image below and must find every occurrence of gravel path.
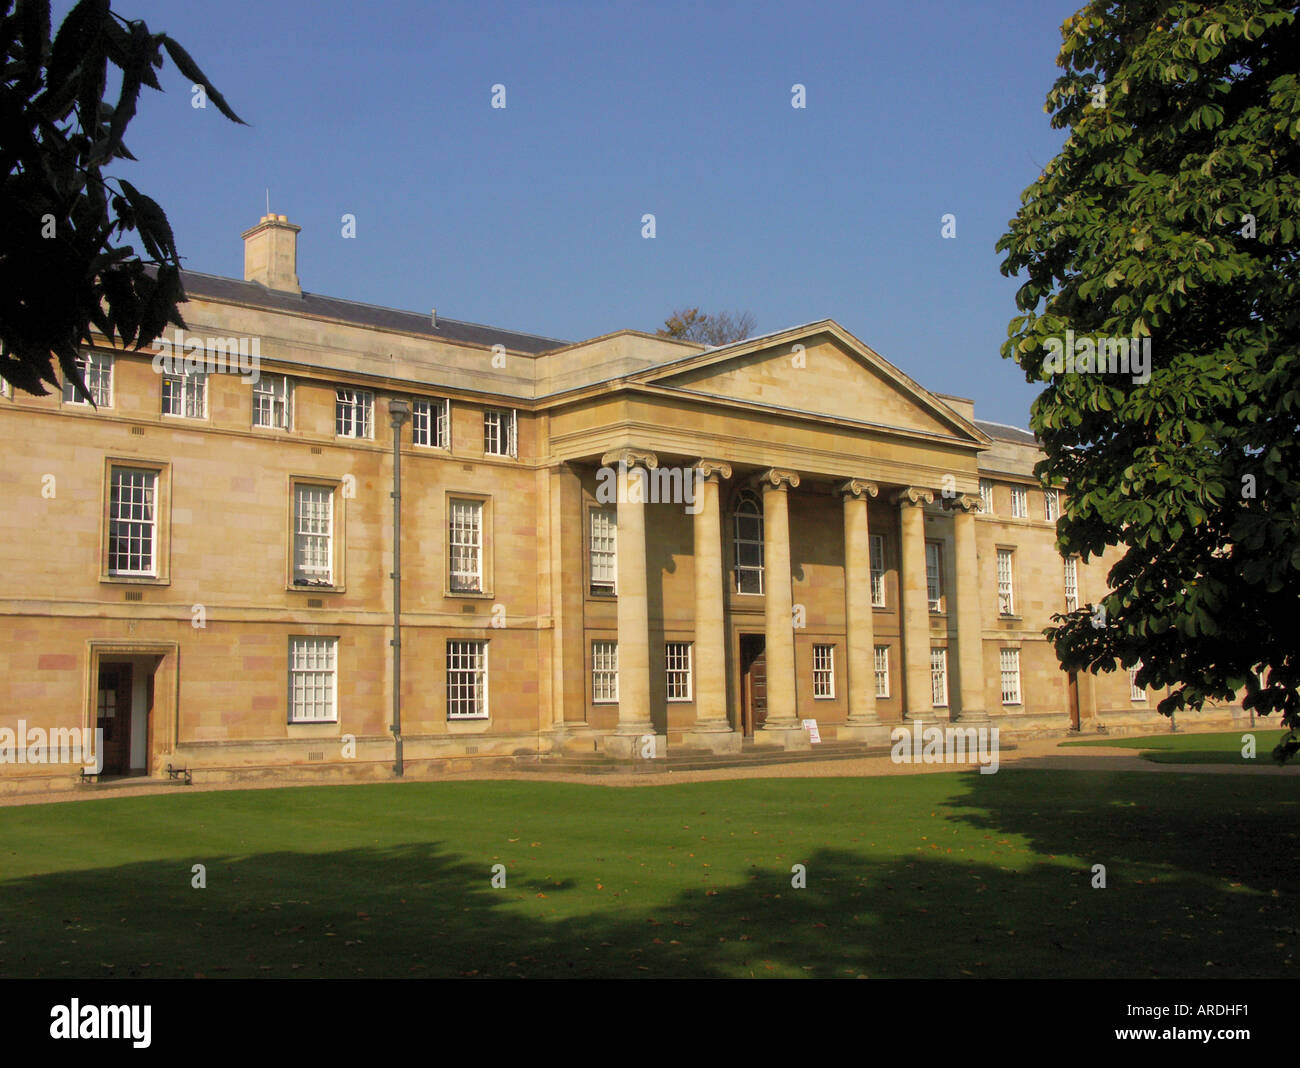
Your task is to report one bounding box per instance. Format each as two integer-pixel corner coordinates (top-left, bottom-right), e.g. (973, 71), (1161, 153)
(2, 736), (1294, 807)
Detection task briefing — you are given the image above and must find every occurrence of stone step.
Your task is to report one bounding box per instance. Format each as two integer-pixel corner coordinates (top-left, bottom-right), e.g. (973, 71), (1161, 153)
(514, 741), (894, 775)
(514, 735), (1019, 775)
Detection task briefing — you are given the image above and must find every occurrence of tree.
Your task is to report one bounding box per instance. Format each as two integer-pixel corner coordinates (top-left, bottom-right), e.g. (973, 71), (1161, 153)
(1, 0), (244, 400)
(657, 306), (756, 346)
(997, 2), (1300, 758)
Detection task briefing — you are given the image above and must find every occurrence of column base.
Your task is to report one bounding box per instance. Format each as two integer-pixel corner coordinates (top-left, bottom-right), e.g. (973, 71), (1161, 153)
(547, 724), (602, 757)
(907, 709), (952, 724)
(686, 725), (742, 755)
(603, 730), (663, 761)
(837, 722), (898, 747)
(753, 724), (812, 751)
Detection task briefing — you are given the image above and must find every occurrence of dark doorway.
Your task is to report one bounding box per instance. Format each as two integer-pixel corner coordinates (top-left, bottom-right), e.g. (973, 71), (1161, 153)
(1067, 671), (1081, 731)
(739, 635), (767, 738)
(96, 662), (133, 776)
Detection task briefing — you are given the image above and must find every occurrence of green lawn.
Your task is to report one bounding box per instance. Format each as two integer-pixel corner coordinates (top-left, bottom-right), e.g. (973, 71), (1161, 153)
(1062, 729), (1288, 765)
(1, 770), (1295, 978)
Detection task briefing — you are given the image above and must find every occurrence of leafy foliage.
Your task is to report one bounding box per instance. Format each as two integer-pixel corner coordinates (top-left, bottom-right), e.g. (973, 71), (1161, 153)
(657, 306), (756, 346)
(996, 2), (1300, 755)
(0, 0), (244, 400)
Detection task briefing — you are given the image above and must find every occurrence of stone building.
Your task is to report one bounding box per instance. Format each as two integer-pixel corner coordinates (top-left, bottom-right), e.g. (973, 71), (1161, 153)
(0, 215), (1247, 792)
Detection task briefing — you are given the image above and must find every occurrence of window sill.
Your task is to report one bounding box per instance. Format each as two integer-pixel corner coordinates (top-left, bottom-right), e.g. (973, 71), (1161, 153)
(101, 574), (169, 586)
(288, 582), (345, 594)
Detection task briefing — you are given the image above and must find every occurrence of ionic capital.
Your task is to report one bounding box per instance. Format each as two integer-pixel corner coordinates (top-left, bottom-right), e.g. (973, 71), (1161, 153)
(836, 478), (880, 501)
(692, 458), (733, 482)
(893, 486), (935, 507)
(600, 448), (658, 471)
(753, 468), (801, 492)
(941, 493), (981, 513)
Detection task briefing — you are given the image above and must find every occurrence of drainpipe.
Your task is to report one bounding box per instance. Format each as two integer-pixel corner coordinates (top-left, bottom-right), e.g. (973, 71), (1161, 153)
(388, 398), (411, 776)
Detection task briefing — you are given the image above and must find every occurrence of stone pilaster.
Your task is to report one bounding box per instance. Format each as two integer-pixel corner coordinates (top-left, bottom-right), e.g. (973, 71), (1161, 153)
(895, 486), (935, 722)
(946, 494), (988, 722)
(756, 468), (803, 746)
(600, 448), (657, 756)
(838, 478), (888, 743)
(689, 459), (739, 753)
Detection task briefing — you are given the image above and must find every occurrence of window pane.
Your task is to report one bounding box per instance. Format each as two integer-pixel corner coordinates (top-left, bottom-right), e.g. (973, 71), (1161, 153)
(870, 535), (886, 606)
(450, 500), (483, 591)
(873, 645), (890, 698)
(592, 640), (618, 702)
(294, 485), (333, 584)
(590, 508), (617, 590)
(665, 642), (693, 701)
(448, 640), (489, 718)
(733, 493), (764, 594)
(253, 375), (290, 429)
(109, 468), (156, 575)
(290, 637), (337, 722)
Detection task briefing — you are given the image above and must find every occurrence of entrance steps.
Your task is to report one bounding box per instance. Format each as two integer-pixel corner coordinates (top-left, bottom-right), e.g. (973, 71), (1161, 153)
(514, 739), (892, 775)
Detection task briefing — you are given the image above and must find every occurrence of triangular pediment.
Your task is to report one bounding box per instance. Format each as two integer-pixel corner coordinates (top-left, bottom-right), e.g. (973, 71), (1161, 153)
(631, 321), (988, 444)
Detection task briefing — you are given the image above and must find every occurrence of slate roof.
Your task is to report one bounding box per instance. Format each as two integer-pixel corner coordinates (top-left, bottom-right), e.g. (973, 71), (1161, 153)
(178, 271), (567, 356)
(975, 419), (1038, 446)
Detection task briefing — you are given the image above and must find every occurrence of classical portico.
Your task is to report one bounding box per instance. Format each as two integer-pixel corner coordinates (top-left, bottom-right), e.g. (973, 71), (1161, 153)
(542, 321), (994, 755)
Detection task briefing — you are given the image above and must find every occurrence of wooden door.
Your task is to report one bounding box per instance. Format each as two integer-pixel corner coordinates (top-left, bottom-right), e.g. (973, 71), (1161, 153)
(96, 663), (132, 776)
(1067, 671), (1080, 731)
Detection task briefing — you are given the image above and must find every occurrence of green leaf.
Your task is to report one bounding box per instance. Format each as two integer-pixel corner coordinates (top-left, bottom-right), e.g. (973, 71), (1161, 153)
(117, 179), (179, 263)
(160, 34), (247, 125)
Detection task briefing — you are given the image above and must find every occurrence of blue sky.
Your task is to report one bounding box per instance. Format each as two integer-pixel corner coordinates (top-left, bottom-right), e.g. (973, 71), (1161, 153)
(80, 0), (1079, 427)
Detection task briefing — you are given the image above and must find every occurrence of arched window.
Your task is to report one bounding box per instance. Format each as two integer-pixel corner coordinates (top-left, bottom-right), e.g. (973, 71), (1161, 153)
(733, 490), (764, 594)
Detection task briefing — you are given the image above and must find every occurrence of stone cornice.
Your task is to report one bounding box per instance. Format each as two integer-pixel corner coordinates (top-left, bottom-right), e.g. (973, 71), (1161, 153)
(836, 478), (880, 501)
(753, 468), (801, 491)
(599, 448), (658, 470)
(892, 486), (935, 507)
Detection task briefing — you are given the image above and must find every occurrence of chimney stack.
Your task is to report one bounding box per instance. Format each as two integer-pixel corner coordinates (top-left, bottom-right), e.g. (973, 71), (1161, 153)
(242, 213), (302, 294)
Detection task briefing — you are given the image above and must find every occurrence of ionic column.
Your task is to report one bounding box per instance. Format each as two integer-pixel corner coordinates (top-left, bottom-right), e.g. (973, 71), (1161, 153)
(895, 486), (935, 721)
(601, 448), (657, 735)
(946, 494), (988, 721)
(838, 478), (880, 727)
(692, 459), (733, 732)
(758, 468), (800, 729)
